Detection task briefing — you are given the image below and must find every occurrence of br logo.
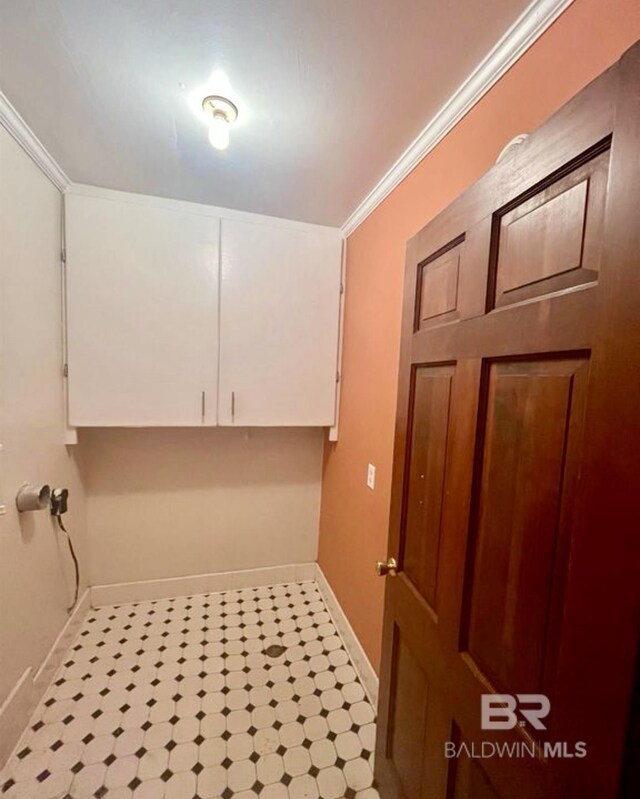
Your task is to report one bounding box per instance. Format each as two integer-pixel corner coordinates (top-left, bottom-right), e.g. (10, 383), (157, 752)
(481, 694), (551, 730)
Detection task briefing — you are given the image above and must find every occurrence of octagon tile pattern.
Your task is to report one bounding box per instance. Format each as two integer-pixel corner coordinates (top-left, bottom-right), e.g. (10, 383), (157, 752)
(0, 582), (379, 798)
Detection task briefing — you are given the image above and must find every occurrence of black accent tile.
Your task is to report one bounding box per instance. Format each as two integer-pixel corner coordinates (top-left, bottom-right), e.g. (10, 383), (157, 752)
(135, 747), (147, 758)
(17, 747), (31, 759)
(193, 762), (204, 775)
(309, 765), (319, 777)
(166, 740), (177, 751)
(95, 786), (108, 798)
(249, 751), (259, 763)
(83, 733), (95, 745)
(36, 770), (50, 783)
(221, 757), (232, 769)
(71, 762), (84, 774)
(160, 769), (173, 782)
(51, 739), (64, 751)
(128, 777), (141, 791)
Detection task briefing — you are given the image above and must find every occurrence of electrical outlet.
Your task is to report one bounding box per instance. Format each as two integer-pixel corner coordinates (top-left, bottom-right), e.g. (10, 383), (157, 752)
(367, 463), (376, 490)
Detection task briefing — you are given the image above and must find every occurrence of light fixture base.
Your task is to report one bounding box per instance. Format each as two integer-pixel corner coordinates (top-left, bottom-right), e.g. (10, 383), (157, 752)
(202, 95), (238, 123)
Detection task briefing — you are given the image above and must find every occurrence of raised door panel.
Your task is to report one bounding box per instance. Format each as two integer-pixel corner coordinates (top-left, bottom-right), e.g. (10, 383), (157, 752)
(447, 729), (499, 799)
(219, 219), (342, 426)
(463, 357), (589, 700)
(490, 147), (609, 309)
(402, 364), (454, 612)
(66, 194), (219, 426)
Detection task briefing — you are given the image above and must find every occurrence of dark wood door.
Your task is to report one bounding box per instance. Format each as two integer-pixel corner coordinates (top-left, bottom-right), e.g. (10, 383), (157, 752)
(375, 42), (640, 799)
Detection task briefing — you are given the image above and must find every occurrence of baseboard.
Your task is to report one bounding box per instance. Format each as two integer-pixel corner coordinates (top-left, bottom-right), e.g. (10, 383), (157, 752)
(91, 562), (317, 607)
(314, 564), (379, 708)
(0, 588), (91, 768)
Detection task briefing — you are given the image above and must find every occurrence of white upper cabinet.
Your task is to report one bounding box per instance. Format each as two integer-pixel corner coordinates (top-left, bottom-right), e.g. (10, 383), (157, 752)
(218, 219), (342, 426)
(64, 188), (343, 428)
(65, 192), (220, 426)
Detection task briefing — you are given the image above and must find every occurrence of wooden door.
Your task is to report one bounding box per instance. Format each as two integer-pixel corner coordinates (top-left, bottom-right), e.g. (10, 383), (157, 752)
(375, 42), (640, 799)
(218, 218), (342, 426)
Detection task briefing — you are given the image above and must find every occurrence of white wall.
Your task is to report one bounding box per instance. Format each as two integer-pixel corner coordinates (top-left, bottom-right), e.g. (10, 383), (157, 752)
(78, 427), (323, 587)
(0, 127), (88, 750)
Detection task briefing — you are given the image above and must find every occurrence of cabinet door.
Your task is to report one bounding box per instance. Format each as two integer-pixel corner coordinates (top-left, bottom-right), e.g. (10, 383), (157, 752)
(219, 219), (342, 426)
(66, 193), (219, 426)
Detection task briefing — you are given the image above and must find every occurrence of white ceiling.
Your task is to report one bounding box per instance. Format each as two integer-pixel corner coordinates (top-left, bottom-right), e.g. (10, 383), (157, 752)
(0, 0), (531, 226)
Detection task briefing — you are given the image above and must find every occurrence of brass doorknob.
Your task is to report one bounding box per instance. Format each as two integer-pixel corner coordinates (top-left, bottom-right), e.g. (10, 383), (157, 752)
(375, 557), (398, 577)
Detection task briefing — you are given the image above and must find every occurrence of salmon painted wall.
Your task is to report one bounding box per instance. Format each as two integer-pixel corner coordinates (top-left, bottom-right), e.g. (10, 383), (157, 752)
(318, 0), (640, 673)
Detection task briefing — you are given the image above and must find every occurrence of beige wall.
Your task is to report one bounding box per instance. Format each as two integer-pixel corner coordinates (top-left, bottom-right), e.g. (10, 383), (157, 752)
(0, 127), (88, 704)
(78, 427), (323, 586)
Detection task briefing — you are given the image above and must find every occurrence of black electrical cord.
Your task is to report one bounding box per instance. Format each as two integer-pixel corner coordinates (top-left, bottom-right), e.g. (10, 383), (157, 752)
(56, 514), (79, 613)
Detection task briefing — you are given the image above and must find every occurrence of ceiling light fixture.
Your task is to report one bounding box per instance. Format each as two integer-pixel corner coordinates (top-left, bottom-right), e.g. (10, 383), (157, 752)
(202, 95), (238, 151)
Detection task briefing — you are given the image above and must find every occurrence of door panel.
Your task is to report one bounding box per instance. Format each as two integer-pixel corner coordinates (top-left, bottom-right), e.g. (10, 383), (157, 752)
(387, 630), (430, 799)
(375, 42), (640, 799)
(490, 147), (609, 309)
(447, 729), (499, 799)
(416, 239), (464, 330)
(464, 357), (589, 696)
(402, 364), (455, 612)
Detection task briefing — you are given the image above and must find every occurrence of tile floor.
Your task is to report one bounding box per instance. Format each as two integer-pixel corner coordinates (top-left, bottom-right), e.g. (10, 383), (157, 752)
(1, 581), (380, 799)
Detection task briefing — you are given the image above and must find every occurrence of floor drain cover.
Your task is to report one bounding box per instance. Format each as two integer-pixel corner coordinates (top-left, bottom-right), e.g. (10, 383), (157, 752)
(264, 644), (286, 658)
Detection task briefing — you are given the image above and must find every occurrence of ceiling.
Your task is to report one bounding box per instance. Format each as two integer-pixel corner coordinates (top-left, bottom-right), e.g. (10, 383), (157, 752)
(0, 0), (531, 226)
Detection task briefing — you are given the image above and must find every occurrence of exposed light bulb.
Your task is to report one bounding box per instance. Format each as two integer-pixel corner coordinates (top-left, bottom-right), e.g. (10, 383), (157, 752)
(208, 113), (230, 150)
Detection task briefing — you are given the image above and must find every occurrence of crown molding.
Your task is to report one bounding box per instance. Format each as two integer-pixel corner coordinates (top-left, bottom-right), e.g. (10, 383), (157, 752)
(0, 90), (70, 191)
(341, 0), (575, 236)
